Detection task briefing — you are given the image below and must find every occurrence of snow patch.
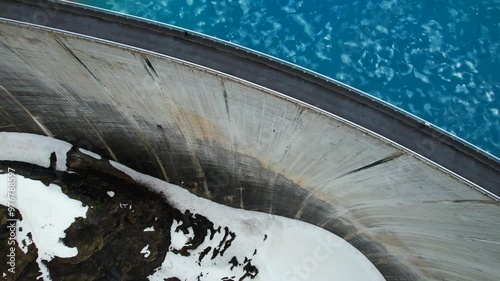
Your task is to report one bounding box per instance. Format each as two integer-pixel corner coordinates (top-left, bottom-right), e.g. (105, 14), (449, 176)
(144, 226), (155, 232)
(0, 174), (88, 280)
(0, 132), (72, 171)
(79, 148), (102, 160)
(141, 244), (151, 258)
(170, 220), (194, 250)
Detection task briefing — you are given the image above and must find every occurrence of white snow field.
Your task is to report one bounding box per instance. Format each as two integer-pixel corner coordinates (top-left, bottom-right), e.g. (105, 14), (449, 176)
(0, 174), (88, 280)
(0, 132), (385, 281)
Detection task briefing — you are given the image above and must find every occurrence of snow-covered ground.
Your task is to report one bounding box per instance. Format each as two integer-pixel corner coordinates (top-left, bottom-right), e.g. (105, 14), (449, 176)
(0, 132), (385, 281)
(0, 174), (88, 280)
(0, 132), (72, 171)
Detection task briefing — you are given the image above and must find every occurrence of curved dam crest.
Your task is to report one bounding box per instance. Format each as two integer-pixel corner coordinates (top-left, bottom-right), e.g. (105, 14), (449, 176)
(0, 1), (499, 280)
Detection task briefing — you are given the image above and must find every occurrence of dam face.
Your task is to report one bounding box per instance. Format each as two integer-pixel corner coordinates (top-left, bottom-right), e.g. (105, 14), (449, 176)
(1, 1), (500, 280)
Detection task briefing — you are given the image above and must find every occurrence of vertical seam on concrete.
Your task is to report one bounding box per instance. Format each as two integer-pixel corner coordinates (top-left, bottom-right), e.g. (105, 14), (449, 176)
(278, 106), (306, 164)
(335, 151), (405, 179)
(150, 148), (170, 182)
(0, 97), (23, 132)
(144, 57), (158, 77)
(294, 191), (315, 220)
(158, 65), (207, 183)
(77, 113), (119, 162)
(295, 151), (405, 219)
(267, 171), (279, 214)
(221, 79), (230, 115)
(54, 36), (103, 83)
(0, 84), (53, 137)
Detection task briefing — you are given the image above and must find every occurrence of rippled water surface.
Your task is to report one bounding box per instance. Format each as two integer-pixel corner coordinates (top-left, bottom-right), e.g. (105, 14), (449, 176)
(76, 0), (500, 157)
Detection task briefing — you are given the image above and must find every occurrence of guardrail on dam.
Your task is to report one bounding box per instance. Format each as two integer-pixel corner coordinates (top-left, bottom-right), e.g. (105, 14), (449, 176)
(0, 0), (499, 280)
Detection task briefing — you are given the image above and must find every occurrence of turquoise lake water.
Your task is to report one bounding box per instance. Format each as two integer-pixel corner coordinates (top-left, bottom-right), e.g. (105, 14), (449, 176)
(76, 0), (500, 158)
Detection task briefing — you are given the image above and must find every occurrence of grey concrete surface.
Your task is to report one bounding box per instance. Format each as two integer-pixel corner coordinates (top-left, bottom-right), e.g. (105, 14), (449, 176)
(0, 3), (499, 281)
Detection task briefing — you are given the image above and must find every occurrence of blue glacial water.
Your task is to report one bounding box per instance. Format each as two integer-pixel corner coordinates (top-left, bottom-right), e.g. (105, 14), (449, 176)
(76, 0), (500, 158)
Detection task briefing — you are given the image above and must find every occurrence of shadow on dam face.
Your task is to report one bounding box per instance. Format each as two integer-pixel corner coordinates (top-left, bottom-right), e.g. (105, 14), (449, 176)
(1, 1), (500, 280)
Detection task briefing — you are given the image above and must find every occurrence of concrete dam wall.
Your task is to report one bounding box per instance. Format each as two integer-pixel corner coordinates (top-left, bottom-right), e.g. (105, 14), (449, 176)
(1, 1), (499, 280)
